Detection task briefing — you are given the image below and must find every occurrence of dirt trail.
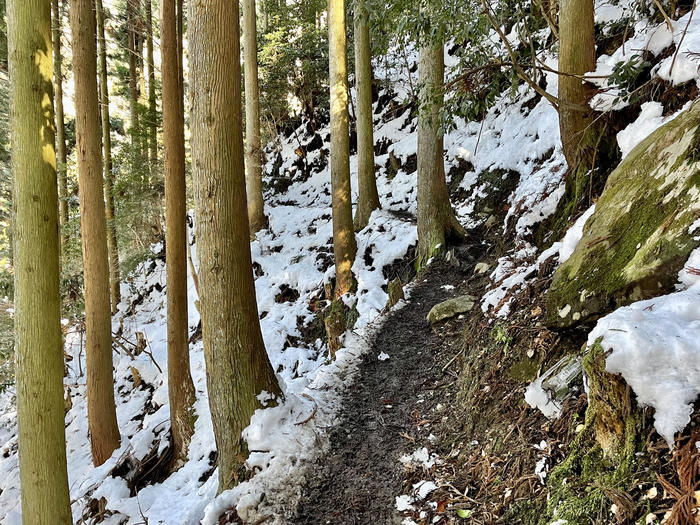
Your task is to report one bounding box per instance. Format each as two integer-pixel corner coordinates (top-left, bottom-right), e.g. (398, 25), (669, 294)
(292, 254), (475, 524)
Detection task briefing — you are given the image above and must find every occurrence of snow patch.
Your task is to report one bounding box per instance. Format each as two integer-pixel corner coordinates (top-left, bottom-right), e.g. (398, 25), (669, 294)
(587, 278), (700, 447)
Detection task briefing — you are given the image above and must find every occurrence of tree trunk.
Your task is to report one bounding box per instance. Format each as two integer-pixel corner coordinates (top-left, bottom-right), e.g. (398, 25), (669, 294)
(52, 0), (69, 244)
(416, 30), (465, 268)
(189, 0), (281, 492)
(177, 0), (183, 108)
(558, 0), (595, 169)
(96, 0), (121, 314)
(328, 0), (357, 296)
(0, 0), (7, 70)
(70, 0), (121, 466)
(243, 0), (268, 235)
(352, 0), (380, 231)
(127, 0), (140, 153)
(145, 0), (157, 170)
(8, 0), (72, 520)
(162, 0), (195, 468)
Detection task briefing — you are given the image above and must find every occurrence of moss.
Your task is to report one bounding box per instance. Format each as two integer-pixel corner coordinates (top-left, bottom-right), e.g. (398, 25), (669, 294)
(542, 414), (638, 524)
(502, 498), (547, 525)
(507, 356), (540, 382)
(538, 344), (646, 525)
(324, 298), (360, 357)
(546, 103), (700, 327)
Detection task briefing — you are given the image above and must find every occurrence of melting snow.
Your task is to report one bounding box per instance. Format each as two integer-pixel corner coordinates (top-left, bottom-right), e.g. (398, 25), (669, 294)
(587, 270), (700, 447)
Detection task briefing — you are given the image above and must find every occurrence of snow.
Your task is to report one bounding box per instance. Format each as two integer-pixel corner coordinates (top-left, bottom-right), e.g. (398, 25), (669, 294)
(535, 458), (548, 485)
(617, 101), (691, 158)
(558, 205), (596, 263)
(395, 494), (416, 512)
(587, 274), (700, 447)
(525, 378), (563, 420)
(4, 30), (573, 518)
(617, 102), (664, 158)
(0, 90), (421, 522)
(4, 4), (700, 520)
(414, 480), (438, 499)
(395, 480), (438, 515)
(678, 248), (700, 289)
(445, 85), (566, 235)
(655, 11), (700, 85)
(482, 205), (595, 318)
(399, 447), (438, 470)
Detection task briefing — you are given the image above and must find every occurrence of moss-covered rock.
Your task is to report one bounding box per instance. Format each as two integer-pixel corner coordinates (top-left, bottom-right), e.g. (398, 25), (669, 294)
(426, 294), (476, 324)
(546, 103), (700, 328)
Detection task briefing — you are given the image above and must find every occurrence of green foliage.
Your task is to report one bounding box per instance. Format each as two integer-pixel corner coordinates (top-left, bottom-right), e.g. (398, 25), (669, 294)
(112, 138), (164, 278)
(0, 302), (13, 394)
(0, 74), (11, 300)
(607, 55), (653, 106)
(490, 324), (512, 352)
(257, 0), (329, 143)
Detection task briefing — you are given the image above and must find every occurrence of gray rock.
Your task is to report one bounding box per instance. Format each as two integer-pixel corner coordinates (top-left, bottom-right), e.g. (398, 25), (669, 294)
(427, 294), (476, 324)
(474, 262), (490, 275)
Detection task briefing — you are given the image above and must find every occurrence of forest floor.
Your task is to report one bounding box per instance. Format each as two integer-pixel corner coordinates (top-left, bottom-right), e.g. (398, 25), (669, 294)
(292, 252), (476, 525)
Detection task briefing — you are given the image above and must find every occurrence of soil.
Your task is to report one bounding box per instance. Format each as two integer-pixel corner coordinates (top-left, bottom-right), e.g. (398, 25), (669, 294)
(292, 253), (476, 525)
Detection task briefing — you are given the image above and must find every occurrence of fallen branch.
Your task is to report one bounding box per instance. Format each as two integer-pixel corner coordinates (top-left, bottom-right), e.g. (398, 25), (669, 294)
(294, 393), (318, 426)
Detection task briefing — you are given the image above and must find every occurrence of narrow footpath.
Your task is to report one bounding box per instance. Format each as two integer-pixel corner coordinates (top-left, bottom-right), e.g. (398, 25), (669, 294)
(293, 253), (475, 524)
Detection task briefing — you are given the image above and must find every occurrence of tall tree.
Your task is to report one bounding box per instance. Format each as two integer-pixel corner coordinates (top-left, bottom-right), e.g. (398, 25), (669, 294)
(8, 0), (72, 520)
(145, 0), (157, 170)
(0, 0), (7, 70)
(70, 0), (121, 466)
(352, 0), (380, 231)
(127, 0), (140, 152)
(162, 0), (195, 467)
(328, 0), (357, 296)
(189, 0), (281, 492)
(52, 0), (68, 243)
(96, 0), (121, 313)
(242, 0), (267, 235)
(558, 0), (595, 169)
(415, 0), (465, 268)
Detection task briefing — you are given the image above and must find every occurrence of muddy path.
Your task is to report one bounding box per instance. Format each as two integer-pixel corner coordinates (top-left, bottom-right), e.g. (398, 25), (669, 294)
(292, 251), (478, 524)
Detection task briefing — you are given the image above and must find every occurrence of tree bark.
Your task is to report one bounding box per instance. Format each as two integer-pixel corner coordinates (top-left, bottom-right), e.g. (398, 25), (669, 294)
(329, 0), (357, 296)
(189, 0), (281, 492)
(8, 0), (72, 520)
(70, 0), (121, 466)
(558, 0), (595, 168)
(127, 0), (140, 153)
(0, 0), (7, 70)
(162, 0), (195, 468)
(243, 0), (268, 235)
(416, 25), (465, 268)
(145, 0), (157, 170)
(352, 0), (380, 231)
(52, 0), (69, 244)
(96, 0), (121, 313)
(176, 0), (183, 111)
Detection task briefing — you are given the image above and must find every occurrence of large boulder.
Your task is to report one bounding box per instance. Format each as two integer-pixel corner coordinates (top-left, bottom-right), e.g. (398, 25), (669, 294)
(546, 103), (700, 328)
